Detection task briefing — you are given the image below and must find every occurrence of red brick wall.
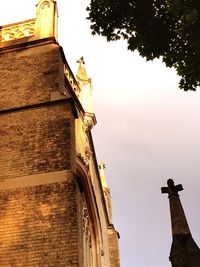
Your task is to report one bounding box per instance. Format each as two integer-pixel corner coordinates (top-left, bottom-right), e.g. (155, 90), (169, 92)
(0, 180), (78, 267)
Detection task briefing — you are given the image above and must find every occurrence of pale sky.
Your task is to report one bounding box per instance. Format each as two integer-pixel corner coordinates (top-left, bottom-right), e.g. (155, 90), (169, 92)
(1, 1), (200, 267)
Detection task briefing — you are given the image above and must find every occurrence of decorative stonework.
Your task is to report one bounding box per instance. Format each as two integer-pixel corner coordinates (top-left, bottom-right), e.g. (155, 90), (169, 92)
(85, 147), (93, 163)
(76, 57), (95, 117)
(83, 117), (93, 132)
(76, 149), (92, 167)
(82, 207), (89, 234)
(83, 114), (96, 132)
(82, 203), (94, 266)
(76, 153), (89, 169)
(0, 20), (36, 42)
(40, 1), (51, 9)
(64, 65), (81, 97)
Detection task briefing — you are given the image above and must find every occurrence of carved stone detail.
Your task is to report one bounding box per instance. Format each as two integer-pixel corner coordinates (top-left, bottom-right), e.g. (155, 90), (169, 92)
(76, 152), (88, 168)
(41, 1), (51, 9)
(85, 147), (93, 164)
(83, 116), (94, 132)
(76, 150), (92, 167)
(82, 207), (89, 234)
(82, 204), (93, 266)
(64, 65), (81, 97)
(1, 20), (36, 42)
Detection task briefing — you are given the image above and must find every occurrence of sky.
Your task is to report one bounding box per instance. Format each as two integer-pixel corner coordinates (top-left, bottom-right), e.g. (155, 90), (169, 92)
(1, 1), (200, 267)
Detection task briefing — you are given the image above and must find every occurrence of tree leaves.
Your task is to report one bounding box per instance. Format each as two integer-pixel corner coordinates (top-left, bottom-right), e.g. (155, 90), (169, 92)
(186, 9), (198, 24)
(87, 0), (200, 91)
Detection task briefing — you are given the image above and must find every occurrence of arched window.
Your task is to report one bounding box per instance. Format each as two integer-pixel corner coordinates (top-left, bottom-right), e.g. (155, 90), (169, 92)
(82, 200), (94, 267)
(76, 175), (99, 267)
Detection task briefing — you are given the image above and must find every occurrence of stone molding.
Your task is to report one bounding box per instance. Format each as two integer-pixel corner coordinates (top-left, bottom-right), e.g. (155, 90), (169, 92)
(0, 170), (75, 191)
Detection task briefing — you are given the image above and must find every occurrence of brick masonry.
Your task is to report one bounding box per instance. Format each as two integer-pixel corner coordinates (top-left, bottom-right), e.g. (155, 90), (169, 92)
(0, 32), (120, 266)
(0, 180), (78, 267)
(0, 102), (74, 180)
(0, 42), (64, 112)
(0, 40), (79, 266)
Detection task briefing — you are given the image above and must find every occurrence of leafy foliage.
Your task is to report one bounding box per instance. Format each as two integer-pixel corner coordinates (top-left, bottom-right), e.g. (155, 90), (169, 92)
(87, 0), (200, 91)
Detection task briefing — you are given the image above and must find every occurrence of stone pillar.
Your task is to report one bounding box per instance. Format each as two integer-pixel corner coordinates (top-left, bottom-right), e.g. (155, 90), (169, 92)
(35, 0), (58, 39)
(161, 179), (200, 267)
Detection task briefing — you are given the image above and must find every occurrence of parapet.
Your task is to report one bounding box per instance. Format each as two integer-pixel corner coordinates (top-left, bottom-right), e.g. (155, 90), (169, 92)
(0, 0), (58, 49)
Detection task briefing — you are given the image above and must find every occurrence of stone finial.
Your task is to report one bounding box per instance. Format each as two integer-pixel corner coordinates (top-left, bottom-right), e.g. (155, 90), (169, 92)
(35, 0), (58, 39)
(98, 162), (106, 170)
(77, 56), (85, 65)
(76, 56), (96, 129)
(98, 162), (108, 189)
(98, 162), (113, 223)
(76, 56), (90, 83)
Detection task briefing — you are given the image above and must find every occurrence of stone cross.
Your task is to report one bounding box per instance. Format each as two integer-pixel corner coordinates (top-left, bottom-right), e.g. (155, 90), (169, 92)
(161, 178), (190, 235)
(161, 179), (200, 266)
(161, 179), (183, 197)
(77, 56), (85, 65)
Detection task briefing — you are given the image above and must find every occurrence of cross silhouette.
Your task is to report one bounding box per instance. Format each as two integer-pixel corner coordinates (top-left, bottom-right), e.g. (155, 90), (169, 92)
(76, 56), (85, 65)
(161, 179), (183, 197)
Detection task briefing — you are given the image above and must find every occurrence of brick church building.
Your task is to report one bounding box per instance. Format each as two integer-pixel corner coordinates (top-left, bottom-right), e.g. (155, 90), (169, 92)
(0, 0), (120, 266)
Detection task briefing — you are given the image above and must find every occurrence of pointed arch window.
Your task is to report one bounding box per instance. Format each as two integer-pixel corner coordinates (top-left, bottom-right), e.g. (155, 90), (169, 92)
(76, 175), (99, 267)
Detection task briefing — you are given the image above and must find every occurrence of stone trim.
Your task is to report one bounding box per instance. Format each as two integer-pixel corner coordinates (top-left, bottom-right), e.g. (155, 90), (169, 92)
(0, 170), (75, 191)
